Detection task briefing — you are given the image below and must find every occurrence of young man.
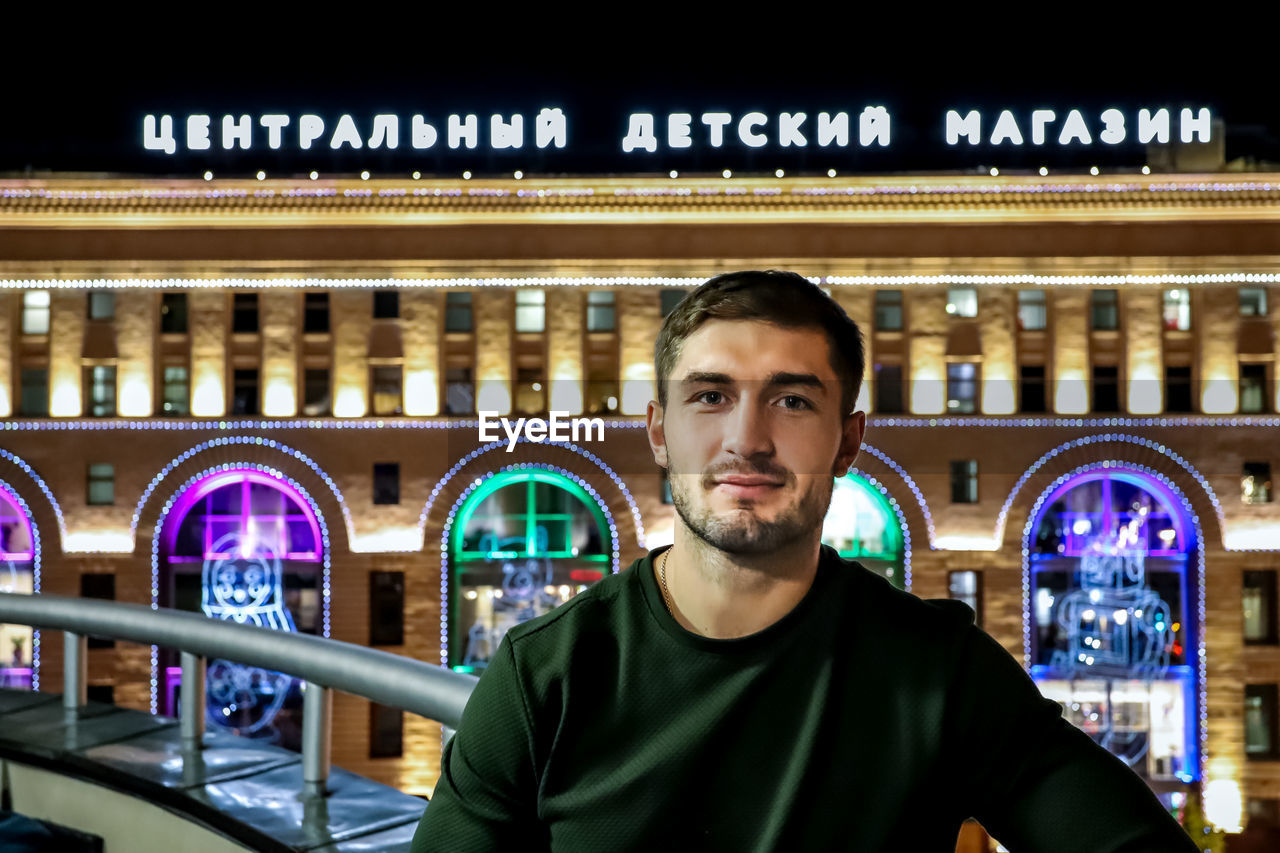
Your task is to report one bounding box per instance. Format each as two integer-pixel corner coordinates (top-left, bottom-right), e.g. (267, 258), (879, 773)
(413, 271), (1195, 851)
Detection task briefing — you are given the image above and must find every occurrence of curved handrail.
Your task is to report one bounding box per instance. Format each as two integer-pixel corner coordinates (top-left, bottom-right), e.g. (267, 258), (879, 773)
(0, 592), (477, 727)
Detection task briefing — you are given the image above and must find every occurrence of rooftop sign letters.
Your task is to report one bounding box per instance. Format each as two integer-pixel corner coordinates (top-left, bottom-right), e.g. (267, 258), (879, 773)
(142, 107), (1214, 158)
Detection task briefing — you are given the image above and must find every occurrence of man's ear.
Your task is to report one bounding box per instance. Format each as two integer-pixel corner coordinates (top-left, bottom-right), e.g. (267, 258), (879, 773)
(833, 409), (865, 476)
(646, 400), (668, 469)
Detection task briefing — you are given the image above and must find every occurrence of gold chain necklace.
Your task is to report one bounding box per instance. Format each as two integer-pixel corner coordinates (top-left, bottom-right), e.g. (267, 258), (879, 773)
(658, 549), (675, 616)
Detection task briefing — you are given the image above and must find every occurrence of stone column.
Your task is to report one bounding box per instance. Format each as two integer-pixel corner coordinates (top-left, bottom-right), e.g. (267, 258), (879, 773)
(475, 291), (512, 415)
(114, 290), (154, 416)
(189, 291), (227, 417)
(0, 293), (13, 417)
(49, 291), (84, 416)
(402, 289), (441, 416)
(332, 291), (371, 418)
(1198, 286), (1239, 413)
(1124, 288), (1163, 414)
(978, 288), (1015, 415)
(547, 288), (584, 414)
(907, 286), (946, 415)
(261, 291), (299, 417)
(619, 288), (661, 415)
(1051, 289), (1089, 414)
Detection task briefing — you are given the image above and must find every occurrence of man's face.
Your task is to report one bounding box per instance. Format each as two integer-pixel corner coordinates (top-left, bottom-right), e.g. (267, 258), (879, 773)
(646, 319), (865, 556)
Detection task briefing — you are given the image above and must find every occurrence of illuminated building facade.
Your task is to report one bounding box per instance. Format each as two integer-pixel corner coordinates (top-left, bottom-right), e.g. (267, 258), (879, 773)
(0, 172), (1277, 837)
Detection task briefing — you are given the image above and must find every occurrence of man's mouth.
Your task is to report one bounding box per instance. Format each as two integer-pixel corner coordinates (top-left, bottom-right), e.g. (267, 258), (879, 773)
(712, 476), (784, 498)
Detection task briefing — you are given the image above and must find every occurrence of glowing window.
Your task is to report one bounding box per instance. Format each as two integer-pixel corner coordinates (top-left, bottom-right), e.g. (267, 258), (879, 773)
(821, 472), (905, 588)
(1028, 468), (1196, 782)
(0, 483), (36, 689)
(451, 469), (610, 672)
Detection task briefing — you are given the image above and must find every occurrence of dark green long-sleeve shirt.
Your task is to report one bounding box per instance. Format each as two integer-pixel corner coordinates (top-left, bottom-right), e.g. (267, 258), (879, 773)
(413, 545), (1196, 852)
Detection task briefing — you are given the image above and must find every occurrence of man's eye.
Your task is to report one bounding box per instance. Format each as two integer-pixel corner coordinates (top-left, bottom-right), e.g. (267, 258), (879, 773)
(696, 391), (724, 405)
(779, 395), (811, 410)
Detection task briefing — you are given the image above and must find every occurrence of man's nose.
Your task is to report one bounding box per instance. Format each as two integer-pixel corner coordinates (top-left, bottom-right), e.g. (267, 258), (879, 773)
(721, 398), (774, 459)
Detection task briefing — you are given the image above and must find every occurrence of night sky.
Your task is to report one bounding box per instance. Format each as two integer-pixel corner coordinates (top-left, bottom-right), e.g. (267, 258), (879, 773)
(2, 23), (1273, 179)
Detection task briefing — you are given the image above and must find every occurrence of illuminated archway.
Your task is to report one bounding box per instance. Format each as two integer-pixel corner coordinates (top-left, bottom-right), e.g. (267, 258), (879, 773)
(447, 468), (611, 673)
(0, 480), (37, 690)
(157, 468), (327, 748)
(822, 471), (908, 589)
(1025, 464), (1200, 790)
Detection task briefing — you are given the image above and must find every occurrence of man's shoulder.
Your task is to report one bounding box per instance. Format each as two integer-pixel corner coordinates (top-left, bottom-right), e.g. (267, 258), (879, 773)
(827, 548), (978, 638)
(502, 561), (637, 650)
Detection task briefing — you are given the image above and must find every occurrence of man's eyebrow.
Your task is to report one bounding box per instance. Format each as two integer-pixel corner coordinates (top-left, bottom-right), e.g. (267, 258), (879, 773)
(678, 371), (828, 393)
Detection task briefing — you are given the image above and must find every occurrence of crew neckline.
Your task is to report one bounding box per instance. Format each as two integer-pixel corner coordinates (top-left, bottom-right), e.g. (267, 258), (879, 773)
(637, 544), (840, 656)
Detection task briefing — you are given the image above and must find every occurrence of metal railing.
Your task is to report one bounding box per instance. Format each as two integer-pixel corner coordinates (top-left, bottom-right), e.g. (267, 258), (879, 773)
(0, 592), (478, 797)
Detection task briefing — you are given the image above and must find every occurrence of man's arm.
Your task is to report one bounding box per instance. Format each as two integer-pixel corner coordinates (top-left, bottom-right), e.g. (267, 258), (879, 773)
(411, 635), (547, 853)
(942, 610), (1198, 853)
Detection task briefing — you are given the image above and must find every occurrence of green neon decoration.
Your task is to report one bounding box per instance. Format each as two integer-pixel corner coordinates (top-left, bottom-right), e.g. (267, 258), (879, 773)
(824, 472), (903, 562)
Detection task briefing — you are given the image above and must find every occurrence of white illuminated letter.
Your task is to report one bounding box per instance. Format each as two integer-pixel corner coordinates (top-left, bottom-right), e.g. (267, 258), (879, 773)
(1137, 109), (1170, 144)
(700, 112), (732, 147)
(1057, 110), (1092, 145)
(143, 115), (176, 154)
(859, 106), (890, 147)
(549, 412), (570, 442)
(490, 114), (524, 149)
(186, 115), (211, 151)
(778, 112), (807, 147)
(299, 115), (325, 150)
(368, 115), (399, 149)
(1099, 108), (1125, 144)
(667, 113), (693, 148)
(477, 411), (499, 442)
(988, 110), (1023, 145)
(945, 110), (981, 145)
(1030, 109), (1056, 145)
(621, 114), (658, 152)
(816, 112), (849, 147)
(525, 418), (547, 442)
(259, 114), (289, 149)
(738, 112), (768, 147)
(449, 114), (479, 149)
(329, 114), (364, 149)
(1180, 107), (1211, 143)
(535, 108), (566, 149)
(411, 115), (438, 149)
(221, 114), (252, 150)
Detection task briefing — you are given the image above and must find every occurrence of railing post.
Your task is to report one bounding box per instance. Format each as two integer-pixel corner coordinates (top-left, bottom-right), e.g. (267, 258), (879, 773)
(180, 651), (206, 750)
(302, 680), (332, 798)
(63, 630), (87, 719)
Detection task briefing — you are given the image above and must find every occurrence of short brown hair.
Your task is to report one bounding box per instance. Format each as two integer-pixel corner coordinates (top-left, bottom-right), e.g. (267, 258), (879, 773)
(654, 270), (865, 416)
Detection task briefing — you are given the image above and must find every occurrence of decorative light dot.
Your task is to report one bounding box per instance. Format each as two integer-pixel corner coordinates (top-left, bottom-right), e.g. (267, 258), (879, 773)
(462, 171), (472, 180)
(669, 170), (678, 179)
(256, 171), (266, 181)
(1039, 167), (1048, 176)
(412, 171), (421, 180)
(309, 171), (318, 181)
(1142, 165), (1151, 175)
(827, 168), (837, 177)
(513, 171), (524, 180)
(360, 171), (370, 181)
(989, 167), (999, 177)
(203, 171), (214, 181)
(775, 169), (785, 178)
(722, 169), (732, 179)
(1090, 166), (1100, 176)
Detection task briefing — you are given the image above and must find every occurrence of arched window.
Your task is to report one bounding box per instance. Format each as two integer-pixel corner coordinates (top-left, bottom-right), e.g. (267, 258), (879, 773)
(450, 469), (610, 672)
(1028, 468), (1197, 785)
(159, 469), (325, 748)
(0, 483), (35, 690)
(822, 473), (906, 589)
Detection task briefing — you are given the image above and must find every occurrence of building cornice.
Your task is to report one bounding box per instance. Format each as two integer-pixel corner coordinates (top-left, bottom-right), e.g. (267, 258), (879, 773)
(2, 173), (1280, 227)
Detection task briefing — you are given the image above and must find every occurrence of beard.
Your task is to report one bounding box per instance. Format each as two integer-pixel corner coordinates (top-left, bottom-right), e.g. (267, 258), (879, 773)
(667, 458), (836, 556)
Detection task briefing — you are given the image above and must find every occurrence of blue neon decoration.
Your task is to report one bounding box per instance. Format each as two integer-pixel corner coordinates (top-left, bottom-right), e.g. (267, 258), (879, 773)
(201, 532), (297, 734)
